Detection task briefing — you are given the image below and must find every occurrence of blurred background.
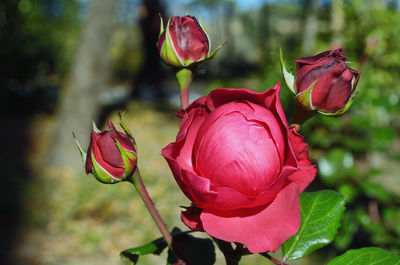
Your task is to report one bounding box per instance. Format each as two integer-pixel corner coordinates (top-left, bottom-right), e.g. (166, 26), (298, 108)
(1, 0), (399, 264)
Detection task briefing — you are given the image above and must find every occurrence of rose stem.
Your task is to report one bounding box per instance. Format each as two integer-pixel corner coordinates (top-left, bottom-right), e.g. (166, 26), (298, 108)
(291, 102), (316, 128)
(128, 168), (181, 260)
(175, 67), (194, 109)
(213, 238), (242, 265)
(259, 252), (288, 265)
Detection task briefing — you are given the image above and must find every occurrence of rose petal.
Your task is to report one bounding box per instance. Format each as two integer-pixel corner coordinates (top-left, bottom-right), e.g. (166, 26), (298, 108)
(288, 166), (317, 193)
(107, 120), (136, 153)
(200, 183), (300, 253)
(194, 102), (283, 197)
(180, 168), (217, 208)
(97, 132), (124, 167)
(181, 205), (204, 231)
(162, 143), (195, 202)
(288, 126), (311, 167)
(91, 132), (125, 178)
(169, 16), (209, 61)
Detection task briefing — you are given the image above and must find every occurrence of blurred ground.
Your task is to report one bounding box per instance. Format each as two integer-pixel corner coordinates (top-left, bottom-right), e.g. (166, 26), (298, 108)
(13, 102), (187, 265)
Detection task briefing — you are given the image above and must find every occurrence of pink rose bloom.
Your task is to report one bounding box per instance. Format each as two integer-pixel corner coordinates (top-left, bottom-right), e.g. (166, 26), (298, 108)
(162, 83), (316, 253)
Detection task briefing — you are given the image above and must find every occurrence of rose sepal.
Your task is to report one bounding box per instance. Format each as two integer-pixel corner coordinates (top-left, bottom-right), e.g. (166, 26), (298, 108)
(115, 138), (137, 177)
(72, 132), (87, 163)
(90, 149), (124, 184)
(280, 47), (296, 94)
(161, 17), (184, 67)
(295, 80), (317, 111)
(118, 112), (137, 146)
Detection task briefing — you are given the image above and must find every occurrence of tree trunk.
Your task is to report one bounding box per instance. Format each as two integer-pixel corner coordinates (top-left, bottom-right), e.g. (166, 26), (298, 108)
(49, 0), (119, 170)
(302, 0), (319, 55)
(131, 0), (166, 100)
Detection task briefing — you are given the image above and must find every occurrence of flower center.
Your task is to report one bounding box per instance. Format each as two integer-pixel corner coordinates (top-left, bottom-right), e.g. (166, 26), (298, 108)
(194, 101), (283, 198)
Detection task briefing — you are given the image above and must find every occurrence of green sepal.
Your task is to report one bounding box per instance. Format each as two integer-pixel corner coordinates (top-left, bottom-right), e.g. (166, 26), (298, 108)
(318, 95), (355, 116)
(161, 17), (183, 67)
(296, 80), (317, 111)
(205, 41), (227, 61)
(72, 132), (86, 163)
(279, 47), (296, 94)
(198, 16), (211, 54)
(90, 151), (122, 184)
(118, 112), (137, 146)
(92, 120), (101, 133)
(158, 15), (164, 39)
(115, 138), (137, 178)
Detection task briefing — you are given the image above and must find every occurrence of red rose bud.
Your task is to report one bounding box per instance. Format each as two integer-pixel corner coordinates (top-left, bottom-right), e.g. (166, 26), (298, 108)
(295, 48), (360, 116)
(85, 120), (137, 184)
(157, 15), (225, 68)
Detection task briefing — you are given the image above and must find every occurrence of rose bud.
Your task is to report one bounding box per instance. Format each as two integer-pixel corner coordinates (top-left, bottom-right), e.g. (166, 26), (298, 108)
(84, 120), (137, 184)
(295, 48), (360, 116)
(162, 83), (317, 253)
(157, 15), (225, 68)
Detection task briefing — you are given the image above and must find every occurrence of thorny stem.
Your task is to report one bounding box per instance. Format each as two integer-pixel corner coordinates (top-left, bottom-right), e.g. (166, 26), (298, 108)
(128, 168), (184, 263)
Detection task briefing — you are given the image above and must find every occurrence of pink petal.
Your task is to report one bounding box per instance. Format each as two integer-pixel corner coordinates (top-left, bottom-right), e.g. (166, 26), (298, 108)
(287, 126), (316, 192)
(201, 183), (301, 253)
(180, 168), (217, 208)
(193, 102), (283, 197)
(162, 143), (218, 208)
(288, 166), (317, 193)
(288, 126), (311, 167)
(181, 206), (204, 231)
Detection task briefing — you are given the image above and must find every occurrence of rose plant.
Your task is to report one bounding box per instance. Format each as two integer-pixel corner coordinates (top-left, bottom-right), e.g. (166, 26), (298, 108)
(162, 83), (316, 253)
(74, 12), (399, 265)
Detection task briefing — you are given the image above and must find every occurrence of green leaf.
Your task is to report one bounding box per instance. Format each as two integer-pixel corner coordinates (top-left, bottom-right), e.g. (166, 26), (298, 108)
(120, 237), (167, 265)
(167, 228), (216, 265)
(120, 228), (197, 265)
(327, 247), (400, 265)
(281, 190), (346, 261)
